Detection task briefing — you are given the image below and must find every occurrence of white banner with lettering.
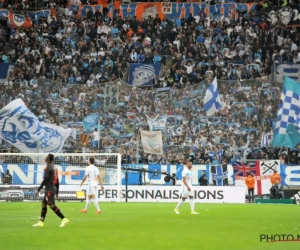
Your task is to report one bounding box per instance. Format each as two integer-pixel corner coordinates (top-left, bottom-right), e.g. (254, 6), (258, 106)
(14, 185), (244, 203)
(141, 130), (163, 155)
(146, 114), (167, 131)
(97, 186), (245, 203)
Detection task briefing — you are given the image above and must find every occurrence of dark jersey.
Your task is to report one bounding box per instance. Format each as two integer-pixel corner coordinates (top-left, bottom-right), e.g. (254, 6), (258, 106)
(38, 163), (59, 194)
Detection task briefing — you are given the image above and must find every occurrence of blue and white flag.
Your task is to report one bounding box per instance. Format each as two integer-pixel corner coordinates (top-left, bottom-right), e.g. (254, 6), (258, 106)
(146, 115), (167, 131)
(128, 63), (161, 86)
(203, 77), (222, 116)
(83, 114), (104, 132)
(272, 77), (300, 148)
(210, 164), (228, 186)
(0, 99), (71, 154)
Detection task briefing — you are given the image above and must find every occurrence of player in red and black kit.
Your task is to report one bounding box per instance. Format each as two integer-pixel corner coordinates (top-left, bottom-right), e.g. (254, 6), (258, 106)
(33, 154), (69, 227)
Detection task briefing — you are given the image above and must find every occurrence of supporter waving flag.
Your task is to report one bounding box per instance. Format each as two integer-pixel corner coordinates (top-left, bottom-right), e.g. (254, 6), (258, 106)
(203, 77), (222, 116)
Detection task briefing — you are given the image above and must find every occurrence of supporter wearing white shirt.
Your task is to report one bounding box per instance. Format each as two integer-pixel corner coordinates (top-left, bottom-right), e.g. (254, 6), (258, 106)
(97, 24), (104, 34)
(30, 76), (38, 88)
(184, 61), (195, 74)
(56, 32), (63, 40)
(293, 53), (300, 64)
(24, 45), (31, 55)
(98, 48), (105, 57)
(4, 77), (13, 87)
(90, 49), (98, 58)
(277, 35), (283, 46)
(31, 49), (40, 56)
(86, 76), (94, 87)
(102, 24), (111, 34)
(204, 36), (211, 49)
(65, 7), (73, 16)
(45, 44), (51, 53)
(291, 41), (298, 52)
(173, 37), (180, 49)
(123, 22), (130, 31)
(130, 49), (138, 62)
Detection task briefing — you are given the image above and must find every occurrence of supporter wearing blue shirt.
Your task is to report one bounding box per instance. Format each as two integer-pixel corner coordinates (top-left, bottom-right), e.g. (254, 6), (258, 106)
(196, 34), (205, 43)
(153, 53), (162, 64)
(197, 24), (203, 32)
(236, 56), (245, 64)
(69, 73), (75, 84)
(137, 50), (145, 63)
(175, 17), (181, 27)
(111, 24), (119, 35)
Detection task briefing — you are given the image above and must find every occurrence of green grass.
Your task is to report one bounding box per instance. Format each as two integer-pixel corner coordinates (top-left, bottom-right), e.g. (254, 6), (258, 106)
(0, 202), (300, 250)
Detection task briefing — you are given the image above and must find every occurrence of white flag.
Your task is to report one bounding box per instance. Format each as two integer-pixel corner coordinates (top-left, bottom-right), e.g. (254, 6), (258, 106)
(141, 130), (163, 155)
(0, 99), (71, 154)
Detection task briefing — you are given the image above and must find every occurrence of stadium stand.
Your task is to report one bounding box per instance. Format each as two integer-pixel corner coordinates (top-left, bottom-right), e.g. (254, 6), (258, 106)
(0, 0), (299, 165)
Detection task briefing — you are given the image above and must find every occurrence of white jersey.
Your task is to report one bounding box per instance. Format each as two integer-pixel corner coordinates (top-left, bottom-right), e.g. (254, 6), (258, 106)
(182, 167), (192, 188)
(84, 165), (99, 187)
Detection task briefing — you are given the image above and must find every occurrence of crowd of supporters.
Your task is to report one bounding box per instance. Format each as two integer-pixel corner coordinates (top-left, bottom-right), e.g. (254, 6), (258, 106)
(0, 1), (299, 165)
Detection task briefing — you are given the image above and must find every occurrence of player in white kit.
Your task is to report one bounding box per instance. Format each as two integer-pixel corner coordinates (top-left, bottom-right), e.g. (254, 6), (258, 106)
(80, 157), (104, 214)
(174, 159), (199, 215)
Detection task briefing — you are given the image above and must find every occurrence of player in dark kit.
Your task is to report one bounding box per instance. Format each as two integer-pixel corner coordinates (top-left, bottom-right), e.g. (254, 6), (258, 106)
(33, 154), (69, 227)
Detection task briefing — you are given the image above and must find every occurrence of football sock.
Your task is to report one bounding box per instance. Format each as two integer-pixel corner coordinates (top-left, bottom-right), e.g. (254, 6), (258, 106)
(40, 206), (47, 222)
(189, 198), (195, 211)
(93, 199), (100, 211)
(85, 199), (92, 211)
(176, 199), (184, 209)
(51, 206), (65, 219)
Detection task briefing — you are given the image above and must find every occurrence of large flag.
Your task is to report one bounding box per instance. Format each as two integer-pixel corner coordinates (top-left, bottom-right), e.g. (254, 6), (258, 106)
(0, 99), (71, 154)
(128, 64), (161, 86)
(259, 160), (280, 194)
(232, 162), (262, 195)
(272, 77), (300, 148)
(210, 164), (228, 186)
(141, 130), (163, 155)
(203, 77), (222, 116)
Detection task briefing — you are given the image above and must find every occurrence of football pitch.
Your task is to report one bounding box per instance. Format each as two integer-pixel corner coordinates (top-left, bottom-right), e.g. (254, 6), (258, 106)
(0, 202), (299, 250)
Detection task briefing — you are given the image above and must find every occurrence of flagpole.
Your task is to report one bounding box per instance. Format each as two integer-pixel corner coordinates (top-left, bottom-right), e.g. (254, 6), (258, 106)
(136, 140), (139, 163)
(98, 118), (101, 151)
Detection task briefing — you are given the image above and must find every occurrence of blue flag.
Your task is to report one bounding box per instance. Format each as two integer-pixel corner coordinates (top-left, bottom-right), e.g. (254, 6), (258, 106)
(83, 114), (104, 132)
(0, 63), (14, 82)
(128, 63), (161, 86)
(203, 77), (222, 116)
(272, 77), (300, 148)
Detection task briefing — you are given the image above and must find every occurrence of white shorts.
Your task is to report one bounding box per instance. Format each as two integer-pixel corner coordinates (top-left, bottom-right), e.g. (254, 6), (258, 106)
(87, 185), (98, 197)
(181, 186), (193, 198)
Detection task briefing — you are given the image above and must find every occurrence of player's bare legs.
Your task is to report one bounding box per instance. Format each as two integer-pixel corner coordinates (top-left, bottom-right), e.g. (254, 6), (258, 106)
(81, 195), (92, 213)
(174, 197), (186, 214)
(81, 194), (101, 214)
(174, 196), (198, 215)
(189, 196), (198, 214)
